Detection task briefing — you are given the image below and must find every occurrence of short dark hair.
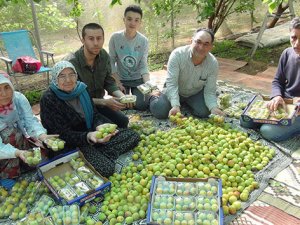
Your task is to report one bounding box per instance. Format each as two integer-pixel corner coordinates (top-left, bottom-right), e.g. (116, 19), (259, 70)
(290, 17), (300, 30)
(82, 23), (104, 39)
(124, 5), (143, 18)
(194, 28), (215, 43)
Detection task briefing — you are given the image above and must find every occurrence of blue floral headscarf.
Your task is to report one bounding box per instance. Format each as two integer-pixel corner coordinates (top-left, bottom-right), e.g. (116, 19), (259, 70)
(50, 61), (93, 129)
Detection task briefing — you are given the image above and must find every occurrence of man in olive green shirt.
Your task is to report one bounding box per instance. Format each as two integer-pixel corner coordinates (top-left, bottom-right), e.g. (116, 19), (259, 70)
(65, 23), (129, 128)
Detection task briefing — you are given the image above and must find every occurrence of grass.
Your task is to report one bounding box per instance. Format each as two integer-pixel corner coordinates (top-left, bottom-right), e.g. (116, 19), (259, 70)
(24, 90), (43, 106)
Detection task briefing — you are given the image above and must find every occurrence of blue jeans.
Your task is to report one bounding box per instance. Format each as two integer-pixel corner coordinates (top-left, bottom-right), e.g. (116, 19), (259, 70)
(240, 116), (300, 142)
(150, 89), (210, 119)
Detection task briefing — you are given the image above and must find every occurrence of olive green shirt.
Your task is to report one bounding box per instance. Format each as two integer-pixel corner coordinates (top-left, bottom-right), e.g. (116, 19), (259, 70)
(65, 46), (119, 98)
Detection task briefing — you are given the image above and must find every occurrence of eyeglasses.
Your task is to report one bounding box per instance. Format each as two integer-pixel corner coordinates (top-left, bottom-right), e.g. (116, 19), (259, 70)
(58, 73), (77, 81)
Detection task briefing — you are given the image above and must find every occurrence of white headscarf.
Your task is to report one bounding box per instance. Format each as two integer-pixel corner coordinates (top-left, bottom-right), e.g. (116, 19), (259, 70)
(0, 71), (20, 132)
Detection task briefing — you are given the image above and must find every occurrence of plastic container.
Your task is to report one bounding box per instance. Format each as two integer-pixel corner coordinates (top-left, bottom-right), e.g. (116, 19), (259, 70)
(197, 179), (219, 197)
(150, 209), (173, 224)
(44, 216), (55, 225)
(58, 185), (77, 201)
(87, 175), (105, 189)
(31, 195), (55, 216)
(196, 210), (219, 225)
(49, 205), (64, 225)
(44, 137), (65, 151)
(174, 211), (195, 225)
(73, 181), (91, 196)
(118, 95), (137, 104)
(175, 196), (196, 211)
(24, 211), (44, 224)
(176, 182), (197, 196)
(63, 205), (80, 225)
(77, 166), (94, 180)
(152, 195), (174, 210)
(155, 180), (176, 195)
(196, 196), (219, 212)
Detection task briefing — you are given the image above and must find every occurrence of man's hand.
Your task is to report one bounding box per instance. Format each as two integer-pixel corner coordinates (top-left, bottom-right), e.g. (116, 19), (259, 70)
(211, 107), (225, 116)
(267, 96), (286, 111)
(169, 106), (181, 117)
(117, 83), (126, 93)
(142, 73), (150, 83)
(104, 98), (126, 111)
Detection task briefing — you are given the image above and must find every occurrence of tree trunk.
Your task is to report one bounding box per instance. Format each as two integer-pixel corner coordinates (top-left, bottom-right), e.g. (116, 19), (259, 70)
(267, 2), (289, 28)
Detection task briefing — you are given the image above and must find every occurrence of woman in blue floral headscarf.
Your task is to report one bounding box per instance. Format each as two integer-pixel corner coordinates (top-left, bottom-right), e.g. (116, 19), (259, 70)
(40, 61), (140, 177)
(0, 71), (52, 189)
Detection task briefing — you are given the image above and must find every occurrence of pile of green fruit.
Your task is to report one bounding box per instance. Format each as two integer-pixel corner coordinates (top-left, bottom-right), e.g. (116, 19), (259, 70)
(219, 93), (231, 109)
(208, 114), (225, 124)
(44, 137), (65, 151)
(24, 148), (42, 166)
(129, 119), (156, 136)
(95, 123), (117, 139)
(100, 113), (276, 224)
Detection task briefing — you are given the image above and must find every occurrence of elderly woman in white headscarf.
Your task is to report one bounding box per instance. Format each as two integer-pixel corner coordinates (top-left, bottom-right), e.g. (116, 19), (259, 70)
(0, 71), (51, 189)
(40, 61), (140, 177)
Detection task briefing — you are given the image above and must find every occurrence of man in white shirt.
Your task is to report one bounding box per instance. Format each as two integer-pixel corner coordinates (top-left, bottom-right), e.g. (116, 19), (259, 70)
(150, 28), (224, 119)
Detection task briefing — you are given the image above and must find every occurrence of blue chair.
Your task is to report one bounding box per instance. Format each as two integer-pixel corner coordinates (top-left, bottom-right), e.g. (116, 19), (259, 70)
(0, 30), (54, 90)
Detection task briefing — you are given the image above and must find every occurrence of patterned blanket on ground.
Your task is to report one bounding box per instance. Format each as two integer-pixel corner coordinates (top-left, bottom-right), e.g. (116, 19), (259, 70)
(1, 82), (299, 225)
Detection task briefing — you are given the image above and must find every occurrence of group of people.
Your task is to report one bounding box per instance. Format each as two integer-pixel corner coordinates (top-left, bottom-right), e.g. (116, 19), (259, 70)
(1, 3), (300, 189)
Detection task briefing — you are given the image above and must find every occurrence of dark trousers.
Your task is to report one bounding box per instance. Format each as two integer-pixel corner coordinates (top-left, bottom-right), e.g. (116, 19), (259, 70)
(96, 105), (129, 128)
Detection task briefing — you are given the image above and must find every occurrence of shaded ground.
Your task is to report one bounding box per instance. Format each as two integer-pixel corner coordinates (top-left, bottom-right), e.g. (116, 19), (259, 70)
(14, 42), (286, 92)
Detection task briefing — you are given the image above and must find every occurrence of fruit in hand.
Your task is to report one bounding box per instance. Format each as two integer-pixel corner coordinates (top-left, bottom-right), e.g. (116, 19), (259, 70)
(96, 123), (117, 139)
(24, 148), (42, 166)
(119, 95), (136, 104)
(45, 138), (65, 151)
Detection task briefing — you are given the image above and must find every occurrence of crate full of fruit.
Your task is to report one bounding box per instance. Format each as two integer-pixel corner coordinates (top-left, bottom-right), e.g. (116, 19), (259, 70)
(241, 94), (299, 126)
(37, 150), (111, 206)
(146, 176), (223, 225)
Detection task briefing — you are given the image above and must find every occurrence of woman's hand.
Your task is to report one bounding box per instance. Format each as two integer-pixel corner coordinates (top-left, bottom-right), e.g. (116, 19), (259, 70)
(38, 134), (59, 142)
(87, 130), (118, 144)
(15, 150), (29, 162)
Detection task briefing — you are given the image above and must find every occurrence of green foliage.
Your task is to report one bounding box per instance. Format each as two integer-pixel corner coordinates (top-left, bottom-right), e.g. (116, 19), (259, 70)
(0, 1), (76, 32)
(148, 51), (170, 71)
(24, 90), (43, 106)
(110, 0), (122, 6)
(66, 0), (84, 18)
(263, 0), (288, 13)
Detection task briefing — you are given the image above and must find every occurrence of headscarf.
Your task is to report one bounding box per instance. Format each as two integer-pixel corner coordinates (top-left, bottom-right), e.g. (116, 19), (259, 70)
(0, 71), (22, 132)
(49, 61), (93, 129)
(0, 72), (14, 115)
